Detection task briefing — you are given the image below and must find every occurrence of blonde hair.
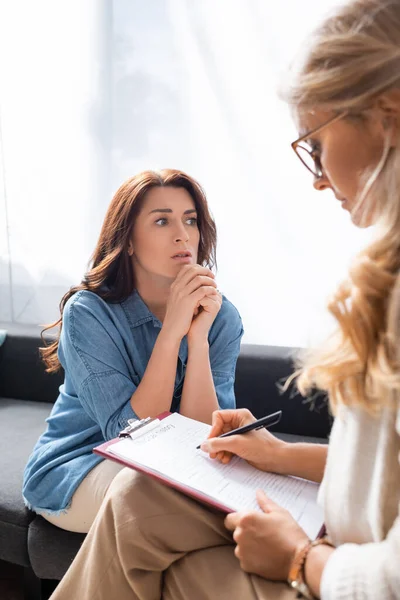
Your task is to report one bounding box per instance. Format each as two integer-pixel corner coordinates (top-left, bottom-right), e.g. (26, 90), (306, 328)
(283, 0), (400, 413)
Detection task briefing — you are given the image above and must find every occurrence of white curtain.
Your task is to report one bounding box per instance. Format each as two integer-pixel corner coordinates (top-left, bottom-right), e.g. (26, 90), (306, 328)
(0, 0), (112, 323)
(0, 0), (370, 346)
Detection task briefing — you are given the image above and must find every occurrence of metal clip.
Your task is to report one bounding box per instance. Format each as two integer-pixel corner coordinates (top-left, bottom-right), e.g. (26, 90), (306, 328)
(119, 417), (153, 438)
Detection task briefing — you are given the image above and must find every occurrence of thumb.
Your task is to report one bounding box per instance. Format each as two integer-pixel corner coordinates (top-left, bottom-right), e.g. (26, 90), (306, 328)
(256, 489), (278, 513)
(200, 435), (242, 454)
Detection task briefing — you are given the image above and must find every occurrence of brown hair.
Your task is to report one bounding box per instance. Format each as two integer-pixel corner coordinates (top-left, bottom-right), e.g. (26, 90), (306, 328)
(41, 169), (217, 373)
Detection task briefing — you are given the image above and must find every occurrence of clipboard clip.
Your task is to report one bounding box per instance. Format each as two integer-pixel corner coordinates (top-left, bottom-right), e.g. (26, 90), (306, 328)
(119, 417), (156, 438)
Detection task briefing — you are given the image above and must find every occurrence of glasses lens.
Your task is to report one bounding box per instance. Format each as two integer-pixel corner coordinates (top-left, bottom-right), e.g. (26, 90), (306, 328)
(296, 145), (322, 178)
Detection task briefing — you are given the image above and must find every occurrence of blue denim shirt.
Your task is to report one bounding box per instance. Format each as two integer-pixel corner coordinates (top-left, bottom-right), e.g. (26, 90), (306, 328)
(23, 289), (243, 514)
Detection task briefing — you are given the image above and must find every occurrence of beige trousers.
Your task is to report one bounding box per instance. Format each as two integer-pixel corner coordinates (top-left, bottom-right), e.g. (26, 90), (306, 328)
(43, 460), (124, 533)
(50, 468), (296, 600)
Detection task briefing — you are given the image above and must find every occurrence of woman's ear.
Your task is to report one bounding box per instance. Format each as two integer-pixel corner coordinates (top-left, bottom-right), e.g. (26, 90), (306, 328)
(376, 91), (400, 141)
(127, 242), (134, 256)
(376, 89), (400, 115)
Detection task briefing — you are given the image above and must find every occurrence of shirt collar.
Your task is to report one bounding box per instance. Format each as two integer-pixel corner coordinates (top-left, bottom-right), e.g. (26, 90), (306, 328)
(121, 290), (188, 365)
(121, 290), (162, 329)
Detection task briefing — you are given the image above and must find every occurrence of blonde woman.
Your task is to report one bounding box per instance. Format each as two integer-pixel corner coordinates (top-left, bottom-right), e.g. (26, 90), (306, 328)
(50, 1), (400, 598)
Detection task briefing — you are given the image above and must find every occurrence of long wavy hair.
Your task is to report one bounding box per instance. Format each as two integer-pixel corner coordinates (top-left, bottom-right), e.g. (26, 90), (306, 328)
(41, 169), (217, 373)
(282, 0), (400, 413)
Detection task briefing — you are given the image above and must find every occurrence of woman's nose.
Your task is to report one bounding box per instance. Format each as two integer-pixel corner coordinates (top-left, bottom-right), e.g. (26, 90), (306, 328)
(174, 224), (189, 242)
(313, 173), (331, 192)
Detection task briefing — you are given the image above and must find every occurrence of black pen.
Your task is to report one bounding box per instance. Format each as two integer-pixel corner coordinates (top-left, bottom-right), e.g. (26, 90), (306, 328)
(196, 410), (282, 450)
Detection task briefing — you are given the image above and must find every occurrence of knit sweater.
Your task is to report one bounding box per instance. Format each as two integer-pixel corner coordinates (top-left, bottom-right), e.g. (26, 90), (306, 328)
(319, 401), (400, 599)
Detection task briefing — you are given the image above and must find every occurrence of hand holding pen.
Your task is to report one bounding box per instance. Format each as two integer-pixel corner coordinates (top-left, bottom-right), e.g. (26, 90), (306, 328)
(198, 408), (285, 473)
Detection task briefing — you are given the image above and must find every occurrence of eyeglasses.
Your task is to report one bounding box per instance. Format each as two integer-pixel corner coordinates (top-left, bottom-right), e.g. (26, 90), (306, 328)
(291, 111), (348, 178)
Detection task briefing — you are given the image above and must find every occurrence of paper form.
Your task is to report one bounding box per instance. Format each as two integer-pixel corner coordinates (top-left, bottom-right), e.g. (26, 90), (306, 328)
(108, 412), (323, 538)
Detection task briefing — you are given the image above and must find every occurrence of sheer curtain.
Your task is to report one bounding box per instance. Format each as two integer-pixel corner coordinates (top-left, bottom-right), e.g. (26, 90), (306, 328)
(0, 0), (112, 324)
(0, 0), (369, 346)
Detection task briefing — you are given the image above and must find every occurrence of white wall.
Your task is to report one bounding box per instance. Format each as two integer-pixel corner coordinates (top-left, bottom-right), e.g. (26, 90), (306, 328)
(0, 0), (370, 347)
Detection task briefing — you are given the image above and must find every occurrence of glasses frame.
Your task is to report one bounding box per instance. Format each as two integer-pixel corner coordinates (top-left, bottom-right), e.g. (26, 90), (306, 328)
(291, 111), (349, 178)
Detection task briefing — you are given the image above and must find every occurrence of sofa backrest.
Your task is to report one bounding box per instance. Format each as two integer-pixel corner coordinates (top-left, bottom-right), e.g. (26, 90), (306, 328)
(234, 344), (332, 438)
(0, 324), (332, 438)
(0, 323), (62, 404)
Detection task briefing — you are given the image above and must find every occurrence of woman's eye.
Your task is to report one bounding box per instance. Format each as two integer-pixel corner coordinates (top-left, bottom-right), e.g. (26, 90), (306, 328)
(186, 217), (198, 226)
(155, 218), (168, 226)
(311, 147), (322, 168)
(309, 139), (321, 155)
(311, 146), (320, 157)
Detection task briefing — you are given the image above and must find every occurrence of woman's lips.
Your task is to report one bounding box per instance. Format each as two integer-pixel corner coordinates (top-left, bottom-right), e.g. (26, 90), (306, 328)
(172, 255), (192, 263)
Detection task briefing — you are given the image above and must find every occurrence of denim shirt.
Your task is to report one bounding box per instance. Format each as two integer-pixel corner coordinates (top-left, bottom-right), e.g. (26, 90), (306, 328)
(23, 289), (243, 514)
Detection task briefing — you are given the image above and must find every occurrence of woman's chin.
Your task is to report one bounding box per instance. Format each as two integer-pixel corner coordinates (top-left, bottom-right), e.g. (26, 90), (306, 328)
(350, 205), (376, 229)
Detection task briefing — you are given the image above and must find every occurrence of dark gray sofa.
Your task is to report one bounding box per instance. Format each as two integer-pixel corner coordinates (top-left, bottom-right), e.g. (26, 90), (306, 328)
(0, 322), (332, 600)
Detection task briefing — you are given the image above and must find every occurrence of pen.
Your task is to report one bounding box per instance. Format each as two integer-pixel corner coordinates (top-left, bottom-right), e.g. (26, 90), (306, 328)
(196, 410), (282, 450)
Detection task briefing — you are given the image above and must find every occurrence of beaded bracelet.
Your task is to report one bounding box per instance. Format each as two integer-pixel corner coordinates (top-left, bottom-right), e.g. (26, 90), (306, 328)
(287, 537), (334, 599)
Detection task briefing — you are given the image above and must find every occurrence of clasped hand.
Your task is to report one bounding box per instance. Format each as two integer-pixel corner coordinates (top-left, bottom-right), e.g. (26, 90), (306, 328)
(163, 264), (222, 343)
(201, 409), (309, 581)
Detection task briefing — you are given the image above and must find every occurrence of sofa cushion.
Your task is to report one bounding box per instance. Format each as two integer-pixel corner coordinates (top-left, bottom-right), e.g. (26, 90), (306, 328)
(28, 516), (85, 580)
(0, 395), (85, 579)
(0, 398), (51, 566)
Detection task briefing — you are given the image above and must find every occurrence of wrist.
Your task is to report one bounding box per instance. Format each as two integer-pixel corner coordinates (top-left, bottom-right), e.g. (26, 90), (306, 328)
(157, 328), (182, 351)
(274, 441), (308, 476)
(266, 438), (290, 474)
(187, 333), (210, 350)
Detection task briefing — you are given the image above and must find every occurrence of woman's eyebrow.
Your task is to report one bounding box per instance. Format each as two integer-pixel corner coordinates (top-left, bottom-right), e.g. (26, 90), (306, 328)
(148, 208), (172, 215)
(148, 208), (197, 215)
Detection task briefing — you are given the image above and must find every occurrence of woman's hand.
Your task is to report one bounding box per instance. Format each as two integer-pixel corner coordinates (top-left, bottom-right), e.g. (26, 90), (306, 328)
(187, 289), (222, 344)
(162, 265), (217, 343)
(200, 409), (286, 472)
(225, 490), (309, 581)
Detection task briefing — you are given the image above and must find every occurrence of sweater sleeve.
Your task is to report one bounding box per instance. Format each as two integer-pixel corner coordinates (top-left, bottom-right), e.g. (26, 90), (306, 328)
(320, 532), (400, 599)
(320, 408), (400, 600)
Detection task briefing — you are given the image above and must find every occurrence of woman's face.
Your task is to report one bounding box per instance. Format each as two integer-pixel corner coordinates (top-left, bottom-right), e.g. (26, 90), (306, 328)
(298, 108), (387, 227)
(130, 186), (200, 282)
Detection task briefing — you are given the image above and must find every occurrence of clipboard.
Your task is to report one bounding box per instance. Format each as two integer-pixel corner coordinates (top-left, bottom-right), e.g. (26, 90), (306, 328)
(94, 411), (234, 513)
(93, 411), (325, 539)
